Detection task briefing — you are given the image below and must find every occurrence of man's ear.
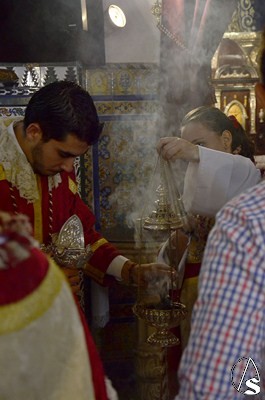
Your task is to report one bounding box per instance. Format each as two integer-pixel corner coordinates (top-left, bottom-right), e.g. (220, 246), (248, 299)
(25, 123), (42, 142)
(221, 130), (232, 153)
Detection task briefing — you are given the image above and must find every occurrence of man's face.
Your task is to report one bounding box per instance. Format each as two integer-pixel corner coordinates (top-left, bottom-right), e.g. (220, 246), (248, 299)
(31, 133), (89, 176)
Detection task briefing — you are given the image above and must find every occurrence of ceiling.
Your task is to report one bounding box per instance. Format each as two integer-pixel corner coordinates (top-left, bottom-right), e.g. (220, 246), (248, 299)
(0, 1), (264, 66)
(0, 0), (160, 65)
(103, 0), (161, 64)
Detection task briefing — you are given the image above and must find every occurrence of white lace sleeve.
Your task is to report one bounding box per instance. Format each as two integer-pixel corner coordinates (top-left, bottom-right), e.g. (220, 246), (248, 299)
(183, 147), (261, 217)
(105, 376), (119, 400)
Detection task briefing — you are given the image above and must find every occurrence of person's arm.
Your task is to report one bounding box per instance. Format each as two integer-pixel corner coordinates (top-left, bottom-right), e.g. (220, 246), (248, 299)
(67, 176), (172, 288)
(175, 187), (265, 399)
(183, 146), (261, 216)
(157, 229), (190, 289)
(157, 137), (261, 217)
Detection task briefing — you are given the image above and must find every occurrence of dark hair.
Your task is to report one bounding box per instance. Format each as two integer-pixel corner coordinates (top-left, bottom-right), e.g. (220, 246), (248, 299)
(24, 81), (103, 144)
(181, 106), (255, 162)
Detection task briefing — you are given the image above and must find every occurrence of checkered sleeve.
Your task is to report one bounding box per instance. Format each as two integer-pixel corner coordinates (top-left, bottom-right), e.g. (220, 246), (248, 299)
(176, 184), (265, 399)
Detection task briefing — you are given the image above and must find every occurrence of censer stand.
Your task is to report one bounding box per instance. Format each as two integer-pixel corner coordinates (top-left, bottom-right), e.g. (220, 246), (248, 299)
(133, 157), (188, 400)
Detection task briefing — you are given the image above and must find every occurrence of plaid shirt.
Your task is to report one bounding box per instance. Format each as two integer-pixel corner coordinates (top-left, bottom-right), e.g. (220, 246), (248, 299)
(176, 181), (265, 399)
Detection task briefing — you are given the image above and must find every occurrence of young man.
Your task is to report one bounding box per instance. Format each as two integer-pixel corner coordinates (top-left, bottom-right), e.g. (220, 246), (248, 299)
(0, 81), (170, 294)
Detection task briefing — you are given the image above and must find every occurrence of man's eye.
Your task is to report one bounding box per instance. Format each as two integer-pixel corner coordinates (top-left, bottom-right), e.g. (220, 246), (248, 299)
(59, 152), (69, 158)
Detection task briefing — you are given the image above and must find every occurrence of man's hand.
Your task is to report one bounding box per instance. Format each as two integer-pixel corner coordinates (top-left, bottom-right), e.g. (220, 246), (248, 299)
(62, 267), (81, 295)
(156, 137), (200, 162)
(121, 260), (176, 288)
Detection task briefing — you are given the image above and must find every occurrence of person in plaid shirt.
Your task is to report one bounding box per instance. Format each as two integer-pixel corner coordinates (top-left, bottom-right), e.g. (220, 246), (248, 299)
(175, 180), (265, 399)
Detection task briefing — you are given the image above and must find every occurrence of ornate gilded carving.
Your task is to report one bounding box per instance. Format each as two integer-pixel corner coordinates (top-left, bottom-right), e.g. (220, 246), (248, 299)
(240, 0), (255, 31)
(228, 0), (256, 32)
(135, 343), (169, 400)
(215, 65), (254, 80)
(133, 303), (187, 347)
(223, 31), (261, 67)
(250, 88), (257, 133)
(224, 100), (248, 129)
(212, 30), (261, 134)
(49, 215), (93, 269)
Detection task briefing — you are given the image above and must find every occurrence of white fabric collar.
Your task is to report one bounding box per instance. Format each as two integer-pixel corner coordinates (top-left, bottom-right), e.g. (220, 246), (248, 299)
(0, 120), (61, 203)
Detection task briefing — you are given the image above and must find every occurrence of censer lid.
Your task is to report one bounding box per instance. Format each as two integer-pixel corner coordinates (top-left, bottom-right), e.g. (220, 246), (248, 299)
(143, 184), (183, 231)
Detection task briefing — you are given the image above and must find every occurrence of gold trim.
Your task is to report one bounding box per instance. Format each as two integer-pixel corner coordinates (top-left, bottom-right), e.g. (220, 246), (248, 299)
(90, 238), (108, 252)
(181, 276), (198, 288)
(0, 164), (6, 181)
(0, 259), (64, 335)
(84, 239), (108, 283)
(33, 176), (43, 243)
(68, 177), (78, 194)
(223, 31), (260, 41)
(85, 263), (104, 282)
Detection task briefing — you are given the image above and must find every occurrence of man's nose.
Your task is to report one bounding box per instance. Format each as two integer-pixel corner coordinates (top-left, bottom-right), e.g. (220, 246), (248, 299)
(61, 158), (75, 173)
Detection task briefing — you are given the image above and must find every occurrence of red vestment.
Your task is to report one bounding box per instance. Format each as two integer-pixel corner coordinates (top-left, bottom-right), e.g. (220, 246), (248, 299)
(0, 221), (109, 400)
(0, 167), (120, 286)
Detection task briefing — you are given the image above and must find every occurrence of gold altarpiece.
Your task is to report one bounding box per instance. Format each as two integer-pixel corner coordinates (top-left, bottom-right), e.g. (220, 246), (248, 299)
(212, 31), (260, 135)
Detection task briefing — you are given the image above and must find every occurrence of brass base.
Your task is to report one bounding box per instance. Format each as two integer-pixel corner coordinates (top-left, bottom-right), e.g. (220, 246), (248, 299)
(147, 329), (180, 347)
(133, 302), (186, 348)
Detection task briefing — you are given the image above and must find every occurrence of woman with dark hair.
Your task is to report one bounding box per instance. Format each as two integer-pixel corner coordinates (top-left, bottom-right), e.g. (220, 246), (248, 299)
(181, 105), (255, 161)
(158, 106), (259, 217)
